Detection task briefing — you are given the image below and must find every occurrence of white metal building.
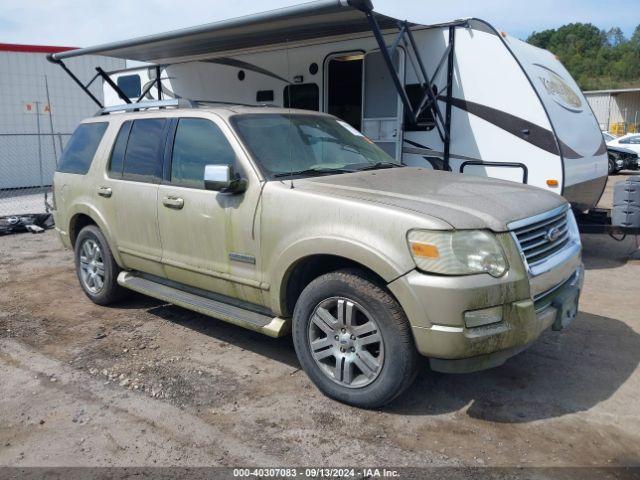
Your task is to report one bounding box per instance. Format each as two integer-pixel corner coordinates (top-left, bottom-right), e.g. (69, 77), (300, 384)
(0, 43), (124, 190)
(584, 87), (640, 133)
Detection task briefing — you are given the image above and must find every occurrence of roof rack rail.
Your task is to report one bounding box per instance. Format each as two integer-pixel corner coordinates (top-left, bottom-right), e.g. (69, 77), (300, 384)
(96, 98), (196, 116)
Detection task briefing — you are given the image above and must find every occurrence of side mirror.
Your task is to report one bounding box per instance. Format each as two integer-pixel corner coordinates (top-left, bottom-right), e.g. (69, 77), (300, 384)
(204, 164), (246, 193)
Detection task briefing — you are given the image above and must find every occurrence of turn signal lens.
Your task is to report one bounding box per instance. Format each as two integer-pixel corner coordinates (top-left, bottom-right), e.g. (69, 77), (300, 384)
(546, 179), (559, 187)
(410, 242), (439, 258)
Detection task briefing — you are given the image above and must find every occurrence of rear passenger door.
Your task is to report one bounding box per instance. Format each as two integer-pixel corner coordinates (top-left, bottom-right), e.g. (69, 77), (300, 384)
(100, 117), (169, 277)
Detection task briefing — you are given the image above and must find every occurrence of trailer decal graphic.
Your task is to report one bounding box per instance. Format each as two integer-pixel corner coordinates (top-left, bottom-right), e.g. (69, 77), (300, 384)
(533, 63), (583, 112)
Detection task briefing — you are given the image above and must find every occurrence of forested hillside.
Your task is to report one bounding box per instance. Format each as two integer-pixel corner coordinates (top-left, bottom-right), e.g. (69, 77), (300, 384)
(527, 24), (640, 91)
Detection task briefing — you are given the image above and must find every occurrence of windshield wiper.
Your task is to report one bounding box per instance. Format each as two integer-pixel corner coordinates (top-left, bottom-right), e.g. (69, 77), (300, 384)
(272, 167), (353, 178)
(355, 162), (403, 171)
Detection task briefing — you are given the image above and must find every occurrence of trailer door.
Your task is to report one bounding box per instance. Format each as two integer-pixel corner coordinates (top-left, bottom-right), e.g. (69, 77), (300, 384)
(362, 50), (404, 160)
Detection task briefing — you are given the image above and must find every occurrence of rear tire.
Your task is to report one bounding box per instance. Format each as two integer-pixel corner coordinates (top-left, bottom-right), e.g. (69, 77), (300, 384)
(608, 156), (616, 175)
(74, 225), (127, 305)
(292, 269), (418, 408)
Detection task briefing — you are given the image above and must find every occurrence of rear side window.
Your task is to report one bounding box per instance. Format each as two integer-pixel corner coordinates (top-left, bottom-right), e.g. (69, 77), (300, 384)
(171, 118), (236, 188)
(121, 118), (167, 181)
(57, 123), (108, 174)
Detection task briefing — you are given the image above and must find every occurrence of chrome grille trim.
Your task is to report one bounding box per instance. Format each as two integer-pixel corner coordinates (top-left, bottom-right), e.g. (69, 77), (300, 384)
(508, 204), (580, 278)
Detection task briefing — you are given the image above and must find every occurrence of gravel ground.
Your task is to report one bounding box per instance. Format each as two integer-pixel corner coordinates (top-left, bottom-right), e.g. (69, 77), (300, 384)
(0, 175), (639, 468)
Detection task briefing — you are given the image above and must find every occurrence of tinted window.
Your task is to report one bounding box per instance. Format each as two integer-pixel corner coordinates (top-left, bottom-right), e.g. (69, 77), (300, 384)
(108, 121), (132, 177)
(257, 90), (274, 102)
(122, 119), (167, 181)
(117, 75), (142, 98)
(283, 84), (319, 111)
(171, 118), (236, 188)
(631, 136), (640, 144)
(57, 123), (108, 174)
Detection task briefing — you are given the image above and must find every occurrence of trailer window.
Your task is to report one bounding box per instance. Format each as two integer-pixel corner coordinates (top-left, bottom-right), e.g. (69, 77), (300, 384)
(121, 119), (167, 182)
(117, 75), (142, 99)
(57, 122), (108, 175)
(404, 83), (435, 131)
(257, 90), (274, 103)
(171, 118), (236, 188)
(283, 83), (319, 111)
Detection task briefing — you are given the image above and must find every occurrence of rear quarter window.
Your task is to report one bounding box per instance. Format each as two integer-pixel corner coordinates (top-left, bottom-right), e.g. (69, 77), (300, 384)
(57, 122), (108, 174)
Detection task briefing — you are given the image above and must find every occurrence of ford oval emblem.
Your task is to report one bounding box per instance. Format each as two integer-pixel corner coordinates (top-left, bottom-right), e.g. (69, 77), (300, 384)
(546, 226), (562, 242)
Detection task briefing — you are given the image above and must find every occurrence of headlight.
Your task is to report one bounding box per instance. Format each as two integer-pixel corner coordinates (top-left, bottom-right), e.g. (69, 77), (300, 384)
(407, 230), (508, 277)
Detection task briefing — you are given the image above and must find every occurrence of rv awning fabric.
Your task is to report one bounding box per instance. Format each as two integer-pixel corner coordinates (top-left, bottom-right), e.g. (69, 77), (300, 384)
(50, 0), (400, 64)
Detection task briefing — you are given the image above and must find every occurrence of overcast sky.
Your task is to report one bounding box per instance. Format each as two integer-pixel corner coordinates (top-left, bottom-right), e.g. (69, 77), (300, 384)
(0, 0), (637, 48)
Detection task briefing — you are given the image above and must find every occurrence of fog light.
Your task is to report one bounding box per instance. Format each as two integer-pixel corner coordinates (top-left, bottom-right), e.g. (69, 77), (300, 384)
(464, 306), (503, 328)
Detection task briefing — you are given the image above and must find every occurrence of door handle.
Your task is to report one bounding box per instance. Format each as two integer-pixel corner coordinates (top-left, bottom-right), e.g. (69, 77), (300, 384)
(162, 196), (184, 209)
(97, 186), (112, 198)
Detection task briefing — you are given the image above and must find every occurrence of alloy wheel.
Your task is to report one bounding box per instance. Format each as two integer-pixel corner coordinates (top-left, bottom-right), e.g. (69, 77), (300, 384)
(79, 238), (105, 294)
(308, 297), (384, 388)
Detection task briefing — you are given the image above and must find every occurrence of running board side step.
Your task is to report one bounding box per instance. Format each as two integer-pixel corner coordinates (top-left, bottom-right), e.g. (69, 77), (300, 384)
(117, 272), (289, 338)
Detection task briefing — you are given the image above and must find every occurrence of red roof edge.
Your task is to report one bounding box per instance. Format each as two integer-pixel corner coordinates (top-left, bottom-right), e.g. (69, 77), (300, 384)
(0, 43), (77, 54)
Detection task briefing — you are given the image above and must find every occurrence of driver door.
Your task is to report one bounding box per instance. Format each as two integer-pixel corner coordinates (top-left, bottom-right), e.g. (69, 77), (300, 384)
(157, 115), (264, 304)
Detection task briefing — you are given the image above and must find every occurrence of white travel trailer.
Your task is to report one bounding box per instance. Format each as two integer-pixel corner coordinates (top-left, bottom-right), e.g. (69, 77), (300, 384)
(49, 0), (608, 211)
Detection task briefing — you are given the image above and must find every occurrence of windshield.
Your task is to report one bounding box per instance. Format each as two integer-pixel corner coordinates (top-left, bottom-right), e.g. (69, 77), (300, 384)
(232, 114), (399, 178)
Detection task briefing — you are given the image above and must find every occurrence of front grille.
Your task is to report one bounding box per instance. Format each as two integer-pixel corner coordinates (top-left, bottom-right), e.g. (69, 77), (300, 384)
(512, 208), (570, 267)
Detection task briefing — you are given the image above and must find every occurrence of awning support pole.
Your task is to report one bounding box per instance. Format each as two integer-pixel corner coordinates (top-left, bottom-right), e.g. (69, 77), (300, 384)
(364, 11), (416, 120)
(96, 67), (131, 104)
(136, 78), (157, 103)
(443, 26), (456, 171)
(155, 66), (163, 101)
(405, 25), (447, 134)
(46, 56), (103, 108)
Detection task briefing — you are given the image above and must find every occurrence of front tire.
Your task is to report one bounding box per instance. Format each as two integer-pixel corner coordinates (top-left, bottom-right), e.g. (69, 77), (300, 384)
(292, 269), (418, 408)
(74, 225), (127, 305)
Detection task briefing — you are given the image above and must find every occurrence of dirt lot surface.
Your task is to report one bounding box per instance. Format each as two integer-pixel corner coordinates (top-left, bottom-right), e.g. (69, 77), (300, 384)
(1, 175), (639, 468)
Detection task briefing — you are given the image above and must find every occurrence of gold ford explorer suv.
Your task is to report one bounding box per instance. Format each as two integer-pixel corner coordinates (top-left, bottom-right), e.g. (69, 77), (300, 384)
(52, 102), (584, 408)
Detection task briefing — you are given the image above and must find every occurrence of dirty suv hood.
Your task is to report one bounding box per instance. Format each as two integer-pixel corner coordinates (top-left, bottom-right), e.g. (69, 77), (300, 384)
(297, 167), (567, 231)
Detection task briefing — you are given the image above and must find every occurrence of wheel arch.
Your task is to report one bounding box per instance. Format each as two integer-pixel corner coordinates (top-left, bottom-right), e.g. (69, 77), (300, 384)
(67, 204), (123, 266)
(271, 237), (412, 317)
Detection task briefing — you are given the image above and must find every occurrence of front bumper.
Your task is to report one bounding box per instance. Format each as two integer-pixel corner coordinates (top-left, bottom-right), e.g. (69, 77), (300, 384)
(387, 237), (583, 373)
(428, 265), (583, 373)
